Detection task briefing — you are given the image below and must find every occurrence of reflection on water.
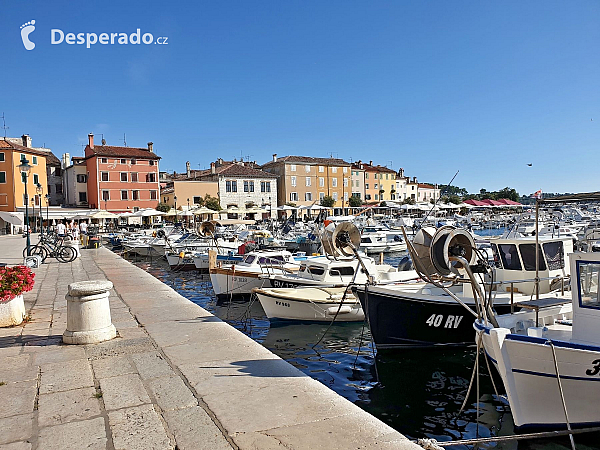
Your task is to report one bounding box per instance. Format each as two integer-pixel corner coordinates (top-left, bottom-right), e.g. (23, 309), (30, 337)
(126, 251), (599, 449)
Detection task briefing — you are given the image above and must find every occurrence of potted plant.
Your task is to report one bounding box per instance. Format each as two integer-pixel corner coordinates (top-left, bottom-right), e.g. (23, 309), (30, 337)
(0, 265), (35, 327)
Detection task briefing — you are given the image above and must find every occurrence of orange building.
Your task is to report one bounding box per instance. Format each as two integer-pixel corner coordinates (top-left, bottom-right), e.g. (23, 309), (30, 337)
(0, 136), (50, 212)
(83, 134), (161, 212)
(360, 161), (396, 203)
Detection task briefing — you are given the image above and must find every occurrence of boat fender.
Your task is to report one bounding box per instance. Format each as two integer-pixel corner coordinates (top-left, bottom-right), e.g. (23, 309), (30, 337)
(152, 231), (157, 237)
(179, 251), (185, 259)
(327, 305), (352, 315)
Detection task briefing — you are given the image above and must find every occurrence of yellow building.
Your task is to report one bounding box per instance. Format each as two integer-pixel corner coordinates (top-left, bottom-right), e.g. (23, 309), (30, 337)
(160, 180), (219, 208)
(0, 136), (50, 212)
(361, 161), (396, 203)
(261, 154), (351, 211)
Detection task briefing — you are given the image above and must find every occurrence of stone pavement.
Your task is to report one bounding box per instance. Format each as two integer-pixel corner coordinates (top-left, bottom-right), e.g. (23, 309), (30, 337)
(0, 236), (419, 450)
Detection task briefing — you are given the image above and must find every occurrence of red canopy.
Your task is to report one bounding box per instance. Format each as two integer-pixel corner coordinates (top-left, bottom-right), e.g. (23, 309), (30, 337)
(463, 199), (488, 206)
(480, 199), (505, 206)
(496, 198), (522, 205)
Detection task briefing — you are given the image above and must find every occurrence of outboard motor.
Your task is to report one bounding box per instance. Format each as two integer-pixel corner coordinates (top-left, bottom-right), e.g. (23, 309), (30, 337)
(397, 255), (413, 271)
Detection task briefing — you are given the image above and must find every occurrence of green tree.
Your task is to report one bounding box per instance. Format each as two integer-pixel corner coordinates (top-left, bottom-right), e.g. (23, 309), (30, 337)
(348, 195), (363, 207)
(320, 196), (335, 207)
(402, 197), (416, 205)
(156, 202), (170, 213)
(204, 195), (222, 211)
(447, 194), (461, 204)
(496, 187), (519, 202)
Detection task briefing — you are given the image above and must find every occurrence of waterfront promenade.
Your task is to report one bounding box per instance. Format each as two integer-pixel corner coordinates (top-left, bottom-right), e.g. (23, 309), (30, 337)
(0, 235), (417, 450)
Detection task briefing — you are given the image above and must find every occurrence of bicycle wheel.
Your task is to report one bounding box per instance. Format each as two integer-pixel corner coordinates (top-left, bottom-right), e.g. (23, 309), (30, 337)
(56, 246), (76, 263)
(23, 244), (48, 262)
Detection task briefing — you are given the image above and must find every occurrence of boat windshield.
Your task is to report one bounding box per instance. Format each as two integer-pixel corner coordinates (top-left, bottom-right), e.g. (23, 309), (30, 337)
(578, 261), (600, 309)
(329, 266), (355, 277)
(497, 244), (522, 270)
(542, 241), (564, 270)
(519, 244), (547, 271)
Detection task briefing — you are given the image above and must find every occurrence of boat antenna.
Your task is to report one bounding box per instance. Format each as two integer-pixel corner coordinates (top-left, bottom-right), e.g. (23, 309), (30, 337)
(418, 170), (459, 231)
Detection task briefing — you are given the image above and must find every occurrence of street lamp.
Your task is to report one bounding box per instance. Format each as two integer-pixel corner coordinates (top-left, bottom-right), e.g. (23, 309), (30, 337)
(187, 198), (190, 227)
(174, 196), (178, 225)
(18, 158), (31, 256)
(31, 197), (35, 233)
(45, 194), (50, 234)
(36, 183), (42, 233)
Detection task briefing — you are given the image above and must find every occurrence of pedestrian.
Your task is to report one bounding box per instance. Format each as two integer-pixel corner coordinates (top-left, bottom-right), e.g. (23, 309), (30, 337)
(79, 221), (88, 235)
(56, 220), (66, 237)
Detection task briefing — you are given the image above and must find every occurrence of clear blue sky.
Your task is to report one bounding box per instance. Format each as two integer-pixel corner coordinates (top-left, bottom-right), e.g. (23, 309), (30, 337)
(3, 0), (599, 196)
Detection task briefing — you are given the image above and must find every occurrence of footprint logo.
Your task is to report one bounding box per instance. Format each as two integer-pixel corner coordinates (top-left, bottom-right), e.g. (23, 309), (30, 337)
(20, 20), (36, 50)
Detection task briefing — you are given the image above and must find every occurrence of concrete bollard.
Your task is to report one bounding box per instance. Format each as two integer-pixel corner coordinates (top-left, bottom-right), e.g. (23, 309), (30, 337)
(64, 237), (80, 258)
(63, 280), (116, 345)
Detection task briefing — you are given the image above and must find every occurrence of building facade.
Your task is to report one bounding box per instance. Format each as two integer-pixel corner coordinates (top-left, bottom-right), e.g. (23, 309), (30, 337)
(83, 134), (161, 211)
(350, 163), (365, 201)
(0, 135), (50, 212)
(261, 155), (351, 209)
(160, 180), (219, 208)
(417, 183), (440, 203)
(395, 169), (419, 201)
(46, 152), (64, 206)
(63, 156), (89, 207)
(360, 161), (396, 203)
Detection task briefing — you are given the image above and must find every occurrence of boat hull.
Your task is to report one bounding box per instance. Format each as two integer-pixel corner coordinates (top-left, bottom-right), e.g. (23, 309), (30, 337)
(210, 268), (267, 297)
(255, 288), (364, 322)
(479, 324), (600, 430)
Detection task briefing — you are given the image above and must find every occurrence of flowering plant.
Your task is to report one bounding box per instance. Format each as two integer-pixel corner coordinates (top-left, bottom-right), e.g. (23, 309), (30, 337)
(0, 266), (35, 302)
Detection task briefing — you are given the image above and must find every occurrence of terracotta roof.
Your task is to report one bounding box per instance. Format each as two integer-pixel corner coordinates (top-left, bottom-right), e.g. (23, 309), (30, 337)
(175, 163), (277, 180)
(418, 183), (436, 189)
(45, 152), (61, 166)
(85, 145), (161, 160)
(261, 155), (350, 168)
(363, 164), (396, 173)
(0, 138), (55, 157)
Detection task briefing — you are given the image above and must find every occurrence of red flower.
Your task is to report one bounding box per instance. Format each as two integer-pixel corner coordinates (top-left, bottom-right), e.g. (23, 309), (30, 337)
(0, 266), (35, 302)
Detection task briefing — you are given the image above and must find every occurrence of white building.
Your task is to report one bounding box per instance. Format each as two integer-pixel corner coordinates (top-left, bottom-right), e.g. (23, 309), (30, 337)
(395, 169), (419, 201)
(62, 154), (89, 207)
(417, 183), (441, 203)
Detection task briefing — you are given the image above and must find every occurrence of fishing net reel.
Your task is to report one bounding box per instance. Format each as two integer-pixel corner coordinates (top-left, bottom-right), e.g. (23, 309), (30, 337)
(320, 221), (361, 259)
(197, 220), (217, 238)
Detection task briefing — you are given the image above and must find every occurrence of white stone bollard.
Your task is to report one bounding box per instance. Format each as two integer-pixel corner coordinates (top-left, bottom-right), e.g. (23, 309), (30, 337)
(63, 280), (116, 344)
(64, 237), (80, 258)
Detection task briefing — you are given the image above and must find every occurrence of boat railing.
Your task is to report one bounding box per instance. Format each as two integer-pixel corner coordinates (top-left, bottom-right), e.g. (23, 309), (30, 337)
(484, 275), (569, 314)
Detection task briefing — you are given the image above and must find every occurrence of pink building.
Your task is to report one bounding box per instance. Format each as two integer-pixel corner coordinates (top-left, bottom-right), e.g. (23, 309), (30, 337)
(84, 134), (161, 212)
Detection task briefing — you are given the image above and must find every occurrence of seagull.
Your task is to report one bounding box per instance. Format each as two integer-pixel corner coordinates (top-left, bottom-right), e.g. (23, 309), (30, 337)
(527, 163), (532, 166)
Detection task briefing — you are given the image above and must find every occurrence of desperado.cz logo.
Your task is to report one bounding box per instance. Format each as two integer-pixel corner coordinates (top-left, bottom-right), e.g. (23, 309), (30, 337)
(20, 19), (168, 50)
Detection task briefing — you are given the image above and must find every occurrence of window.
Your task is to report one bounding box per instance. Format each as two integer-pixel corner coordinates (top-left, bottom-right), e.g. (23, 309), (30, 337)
(79, 192), (87, 202)
(332, 167), (337, 173)
(519, 244), (547, 271)
(102, 190), (110, 201)
(290, 164), (297, 172)
(374, 183), (378, 189)
(193, 196), (201, 204)
(56, 184), (63, 194)
(121, 190), (128, 200)
(305, 177), (311, 187)
(131, 173), (138, 182)
(0, 172), (5, 183)
(132, 190), (140, 200)
(319, 177), (324, 187)
(578, 262), (600, 309)
(244, 180), (254, 192)
(498, 244), (522, 270)
(543, 242), (564, 270)
(32, 156), (38, 165)
(332, 178), (337, 187)
(21, 172), (27, 183)
(343, 167), (347, 173)
(318, 166), (324, 173)
(344, 192), (348, 201)
(120, 173), (128, 182)
(307, 265), (325, 276)
(343, 178), (348, 187)
(319, 192), (325, 200)
(305, 165), (311, 172)
(101, 158), (107, 163)
(365, 183), (369, 190)
(260, 181), (271, 192)
(0, 153), (4, 162)
(101, 172), (109, 181)
(20, 154), (26, 163)
(120, 159), (126, 164)
(375, 194), (378, 200)
(365, 173), (369, 179)
(330, 266), (354, 277)
(150, 190), (158, 200)
(365, 194), (371, 200)
(305, 192), (312, 201)
(147, 173), (156, 182)
(291, 176), (296, 187)
(149, 160), (155, 166)
(386, 174), (389, 179)
(33, 174), (39, 185)
(226, 180), (237, 192)
(290, 192), (298, 202)
(332, 192), (338, 201)
(55, 167), (61, 176)
(131, 159), (136, 165)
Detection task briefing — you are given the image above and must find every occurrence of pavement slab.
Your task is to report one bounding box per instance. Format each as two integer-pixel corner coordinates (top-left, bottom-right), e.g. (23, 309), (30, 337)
(40, 358), (94, 394)
(37, 416), (107, 450)
(38, 387), (102, 427)
(108, 404), (173, 450)
(99, 373), (151, 411)
(0, 413), (34, 445)
(164, 407), (233, 450)
(147, 375), (197, 411)
(0, 380), (37, 419)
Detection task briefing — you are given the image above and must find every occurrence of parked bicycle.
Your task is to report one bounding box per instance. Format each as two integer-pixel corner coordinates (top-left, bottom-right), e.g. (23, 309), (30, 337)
(23, 232), (77, 263)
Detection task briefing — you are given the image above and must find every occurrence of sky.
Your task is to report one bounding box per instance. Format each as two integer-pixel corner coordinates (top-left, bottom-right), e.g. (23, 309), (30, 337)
(2, 0), (599, 196)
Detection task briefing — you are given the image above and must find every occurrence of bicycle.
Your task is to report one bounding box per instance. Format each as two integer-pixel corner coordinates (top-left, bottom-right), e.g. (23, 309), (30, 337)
(24, 232), (77, 263)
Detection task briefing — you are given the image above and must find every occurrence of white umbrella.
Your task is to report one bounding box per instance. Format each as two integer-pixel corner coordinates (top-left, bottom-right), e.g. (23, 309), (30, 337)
(192, 206), (217, 215)
(0, 211), (23, 225)
(89, 210), (118, 219)
(277, 205), (297, 211)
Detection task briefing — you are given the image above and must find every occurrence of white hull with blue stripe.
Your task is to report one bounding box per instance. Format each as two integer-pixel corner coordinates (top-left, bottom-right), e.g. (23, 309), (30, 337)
(475, 252), (600, 431)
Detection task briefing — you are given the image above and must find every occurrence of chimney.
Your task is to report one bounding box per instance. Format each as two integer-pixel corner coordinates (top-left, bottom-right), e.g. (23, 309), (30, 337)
(102, 138), (106, 145)
(62, 153), (71, 169)
(399, 168), (404, 178)
(147, 142), (153, 153)
(210, 162), (216, 174)
(21, 134), (32, 148)
(186, 161), (191, 178)
(88, 133), (94, 149)
(369, 160), (373, 166)
(272, 153), (277, 162)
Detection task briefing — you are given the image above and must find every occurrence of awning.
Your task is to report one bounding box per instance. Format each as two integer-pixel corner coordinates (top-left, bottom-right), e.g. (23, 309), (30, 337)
(0, 211), (23, 225)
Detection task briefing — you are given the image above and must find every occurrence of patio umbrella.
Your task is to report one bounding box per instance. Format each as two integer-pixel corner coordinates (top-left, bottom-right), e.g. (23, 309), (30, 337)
(88, 210), (118, 219)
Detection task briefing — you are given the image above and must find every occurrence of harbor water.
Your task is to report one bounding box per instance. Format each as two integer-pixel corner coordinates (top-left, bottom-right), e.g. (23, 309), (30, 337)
(122, 236), (599, 449)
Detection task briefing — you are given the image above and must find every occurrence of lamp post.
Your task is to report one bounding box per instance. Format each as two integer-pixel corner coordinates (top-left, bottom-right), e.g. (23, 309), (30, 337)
(174, 196), (178, 225)
(31, 197), (35, 233)
(18, 158), (31, 256)
(36, 183), (42, 233)
(45, 194), (50, 234)
(187, 198), (190, 227)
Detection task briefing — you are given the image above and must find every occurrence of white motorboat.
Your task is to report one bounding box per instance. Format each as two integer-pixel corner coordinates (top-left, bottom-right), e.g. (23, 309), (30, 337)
(359, 226), (407, 253)
(253, 286), (364, 322)
(475, 251), (600, 431)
